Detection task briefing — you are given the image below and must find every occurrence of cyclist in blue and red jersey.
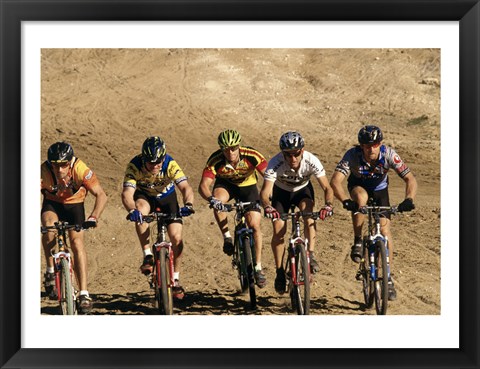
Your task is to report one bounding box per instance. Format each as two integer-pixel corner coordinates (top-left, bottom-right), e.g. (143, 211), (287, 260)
(330, 125), (417, 300)
(122, 136), (195, 300)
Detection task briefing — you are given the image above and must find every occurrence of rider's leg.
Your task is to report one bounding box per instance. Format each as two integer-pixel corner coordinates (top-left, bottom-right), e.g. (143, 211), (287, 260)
(271, 220), (287, 269)
(134, 198), (151, 254)
(69, 230), (88, 291)
(350, 186), (369, 238)
(41, 210), (59, 270)
(246, 210), (263, 265)
(380, 218), (393, 269)
(167, 222), (184, 273)
(298, 198), (315, 252)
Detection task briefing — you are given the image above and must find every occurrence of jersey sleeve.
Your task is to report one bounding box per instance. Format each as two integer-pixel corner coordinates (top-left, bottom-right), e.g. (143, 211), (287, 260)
(201, 152), (219, 180)
(334, 149), (353, 176)
(264, 154), (280, 182)
(308, 154), (326, 178)
(386, 147), (411, 178)
(166, 157), (188, 184)
(123, 161), (139, 189)
(75, 160), (99, 191)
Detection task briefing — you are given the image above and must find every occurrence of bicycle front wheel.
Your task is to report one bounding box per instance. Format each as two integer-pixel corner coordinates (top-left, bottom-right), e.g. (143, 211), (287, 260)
(374, 239), (389, 315)
(242, 235), (257, 310)
(290, 243), (310, 315)
(59, 258), (75, 315)
(155, 248), (173, 315)
(361, 240), (374, 308)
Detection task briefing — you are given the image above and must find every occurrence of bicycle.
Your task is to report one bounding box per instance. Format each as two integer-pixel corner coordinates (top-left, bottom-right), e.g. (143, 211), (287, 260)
(40, 221), (93, 315)
(141, 211), (184, 315)
(355, 199), (398, 315)
(222, 201), (260, 310)
(279, 205), (328, 315)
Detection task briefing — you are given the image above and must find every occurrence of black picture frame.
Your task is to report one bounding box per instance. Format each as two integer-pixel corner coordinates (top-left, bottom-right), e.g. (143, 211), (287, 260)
(1, 1), (478, 368)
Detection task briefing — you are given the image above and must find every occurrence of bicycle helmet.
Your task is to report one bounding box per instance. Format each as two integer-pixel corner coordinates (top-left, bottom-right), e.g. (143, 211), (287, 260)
(142, 136), (166, 163)
(218, 129), (242, 148)
(47, 142), (74, 163)
(358, 125), (383, 145)
(279, 131), (305, 151)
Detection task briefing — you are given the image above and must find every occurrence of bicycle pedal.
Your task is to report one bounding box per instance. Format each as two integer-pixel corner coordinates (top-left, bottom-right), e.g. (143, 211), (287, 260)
(355, 271), (363, 281)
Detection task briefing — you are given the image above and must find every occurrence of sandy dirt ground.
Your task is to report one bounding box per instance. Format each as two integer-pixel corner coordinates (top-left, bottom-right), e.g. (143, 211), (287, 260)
(40, 48), (440, 315)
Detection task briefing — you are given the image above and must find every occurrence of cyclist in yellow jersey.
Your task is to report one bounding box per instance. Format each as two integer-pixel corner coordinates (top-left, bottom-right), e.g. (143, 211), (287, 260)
(41, 142), (107, 314)
(198, 129), (268, 288)
(122, 136), (195, 300)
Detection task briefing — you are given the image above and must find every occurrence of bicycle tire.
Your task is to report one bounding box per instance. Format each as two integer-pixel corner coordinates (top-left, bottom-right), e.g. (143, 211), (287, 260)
(242, 235), (257, 310)
(361, 240), (374, 308)
(374, 239), (389, 315)
(59, 258), (75, 315)
(235, 237), (248, 293)
(159, 247), (173, 315)
(291, 243), (310, 315)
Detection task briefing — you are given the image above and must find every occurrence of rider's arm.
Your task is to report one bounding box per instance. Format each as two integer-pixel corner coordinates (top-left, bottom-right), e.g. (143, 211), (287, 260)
(87, 182), (107, 220)
(259, 179), (275, 208)
(121, 186), (137, 213)
(198, 175), (215, 201)
(177, 179), (194, 206)
(402, 172), (417, 201)
(316, 176), (334, 206)
(330, 171), (349, 202)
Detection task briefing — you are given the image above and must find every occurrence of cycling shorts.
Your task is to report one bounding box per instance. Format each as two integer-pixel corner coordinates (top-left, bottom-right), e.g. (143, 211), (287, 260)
(348, 185), (391, 219)
(213, 178), (261, 212)
(134, 190), (182, 225)
(41, 199), (86, 225)
(271, 181), (315, 214)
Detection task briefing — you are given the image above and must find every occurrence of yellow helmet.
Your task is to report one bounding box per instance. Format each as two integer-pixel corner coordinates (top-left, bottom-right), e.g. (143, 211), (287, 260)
(217, 129), (242, 148)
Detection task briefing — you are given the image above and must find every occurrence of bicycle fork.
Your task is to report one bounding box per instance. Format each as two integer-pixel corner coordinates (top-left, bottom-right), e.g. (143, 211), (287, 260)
(287, 238), (309, 287)
(368, 236), (391, 282)
(151, 242), (174, 290)
(53, 251), (74, 302)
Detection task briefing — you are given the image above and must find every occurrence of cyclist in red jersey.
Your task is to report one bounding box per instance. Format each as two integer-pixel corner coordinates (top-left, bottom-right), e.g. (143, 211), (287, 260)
(198, 129), (268, 288)
(41, 142), (107, 314)
(330, 125), (417, 300)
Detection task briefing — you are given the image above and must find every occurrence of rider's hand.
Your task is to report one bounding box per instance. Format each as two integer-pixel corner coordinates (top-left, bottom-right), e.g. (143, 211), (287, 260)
(180, 203), (195, 217)
(264, 205), (280, 219)
(319, 204), (334, 220)
(83, 216), (97, 229)
(208, 196), (225, 211)
(342, 199), (359, 212)
(398, 198), (415, 212)
(127, 209), (143, 223)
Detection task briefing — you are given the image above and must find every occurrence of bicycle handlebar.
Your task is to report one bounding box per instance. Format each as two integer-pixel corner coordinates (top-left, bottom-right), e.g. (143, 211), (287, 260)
(40, 221), (93, 234)
(142, 212), (182, 223)
(279, 211), (323, 221)
(223, 201), (261, 213)
(358, 205), (399, 215)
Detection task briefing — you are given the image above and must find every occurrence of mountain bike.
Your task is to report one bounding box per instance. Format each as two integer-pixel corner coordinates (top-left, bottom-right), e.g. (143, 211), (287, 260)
(142, 211), (183, 315)
(40, 221), (93, 315)
(355, 199), (398, 315)
(223, 201), (260, 310)
(279, 205), (327, 315)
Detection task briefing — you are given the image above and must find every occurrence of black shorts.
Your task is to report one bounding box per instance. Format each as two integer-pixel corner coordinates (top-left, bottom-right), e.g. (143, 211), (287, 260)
(213, 178), (260, 212)
(41, 199), (86, 225)
(134, 191), (182, 225)
(271, 182), (315, 214)
(348, 186), (391, 219)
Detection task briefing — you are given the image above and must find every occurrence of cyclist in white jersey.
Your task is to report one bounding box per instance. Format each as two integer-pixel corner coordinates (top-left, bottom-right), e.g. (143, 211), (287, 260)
(330, 125), (417, 300)
(260, 131), (334, 294)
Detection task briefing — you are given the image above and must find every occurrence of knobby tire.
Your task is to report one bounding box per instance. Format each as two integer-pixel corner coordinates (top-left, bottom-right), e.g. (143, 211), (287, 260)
(291, 243), (310, 315)
(242, 235), (257, 310)
(159, 247), (173, 315)
(374, 239), (389, 315)
(60, 258), (75, 315)
(361, 241), (374, 308)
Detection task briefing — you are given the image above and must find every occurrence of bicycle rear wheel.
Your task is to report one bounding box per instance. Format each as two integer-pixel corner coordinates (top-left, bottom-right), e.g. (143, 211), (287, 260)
(290, 243), (310, 315)
(374, 239), (389, 315)
(59, 258), (75, 315)
(155, 248), (173, 315)
(242, 235), (257, 310)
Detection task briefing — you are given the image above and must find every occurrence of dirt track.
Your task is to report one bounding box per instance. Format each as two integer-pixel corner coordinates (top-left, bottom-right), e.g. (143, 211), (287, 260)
(40, 48), (440, 315)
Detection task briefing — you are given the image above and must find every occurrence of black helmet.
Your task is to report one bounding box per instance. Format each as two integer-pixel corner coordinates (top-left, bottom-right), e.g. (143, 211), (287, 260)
(47, 142), (74, 163)
(279, 131), (305, 151)
(142, 136), (166, 163)
(358, 125), (383, 145)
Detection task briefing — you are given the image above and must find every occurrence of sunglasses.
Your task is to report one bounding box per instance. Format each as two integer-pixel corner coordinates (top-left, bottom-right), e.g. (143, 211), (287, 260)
(146, 158), (164, 165)
(222, 145), (239, 152)
(362, 142), (381, 149)
(283, 150), (302, 158)
(51, 161), (70, 168)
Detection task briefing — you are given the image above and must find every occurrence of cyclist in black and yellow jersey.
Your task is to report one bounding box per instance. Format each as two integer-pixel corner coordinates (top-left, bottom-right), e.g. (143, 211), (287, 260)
(198, 129), (268, 288)
(122, 136), (195, 300)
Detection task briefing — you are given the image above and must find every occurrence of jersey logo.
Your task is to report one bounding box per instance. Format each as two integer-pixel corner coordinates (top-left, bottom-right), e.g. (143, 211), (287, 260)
(393, 154), (402, 164)
(85, 170), (93, 180)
